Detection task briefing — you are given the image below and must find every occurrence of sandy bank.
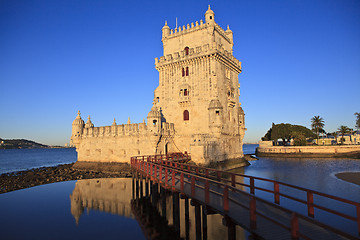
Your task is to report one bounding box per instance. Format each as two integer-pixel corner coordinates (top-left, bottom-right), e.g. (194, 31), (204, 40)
(335, 172), (360, 186)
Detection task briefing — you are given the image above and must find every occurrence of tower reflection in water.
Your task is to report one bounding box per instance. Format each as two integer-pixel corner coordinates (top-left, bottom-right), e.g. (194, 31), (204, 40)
(70, 177), (246, 240)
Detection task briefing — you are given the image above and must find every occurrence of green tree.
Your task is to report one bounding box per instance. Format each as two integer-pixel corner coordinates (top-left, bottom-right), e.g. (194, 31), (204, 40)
(262, 123), (315, 145)
(311, 116), (325, 144)
(292, 131), (307, 146)
(355, 112), (360, 130)
(338, 125), (351, 144)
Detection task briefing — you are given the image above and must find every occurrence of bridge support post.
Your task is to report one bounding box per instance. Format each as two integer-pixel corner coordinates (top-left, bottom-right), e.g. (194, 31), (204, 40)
(202, 205), (208, 240)
(161, 187), (167, 218)
(132, 176), (135, 199)
(223, 216), (236, 240)
(145, 179), (149, 197)
(140, 176), (143, 198)
(152, 183), (159, 205)
(183, 196), (190, 240)
(135, 176), (139, 199)
(193, 201), (202, 240)
(172, 192), (180, 237)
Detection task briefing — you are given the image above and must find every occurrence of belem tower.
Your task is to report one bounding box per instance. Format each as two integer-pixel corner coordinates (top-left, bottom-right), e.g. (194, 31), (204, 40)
(70, 6), (246, 164)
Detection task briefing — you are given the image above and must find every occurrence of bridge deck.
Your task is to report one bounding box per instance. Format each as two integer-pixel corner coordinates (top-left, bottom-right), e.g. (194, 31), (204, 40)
(131, 155), (360, 240)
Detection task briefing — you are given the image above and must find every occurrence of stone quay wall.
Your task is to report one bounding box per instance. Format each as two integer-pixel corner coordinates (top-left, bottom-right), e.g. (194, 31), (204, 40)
(256, 141), (360, 158)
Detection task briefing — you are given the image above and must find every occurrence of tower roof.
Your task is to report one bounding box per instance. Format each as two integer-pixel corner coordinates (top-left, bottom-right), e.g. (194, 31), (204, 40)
(73, 111), (85, 125)
(209, 100), (223, 109)
(162, 21), (170, 30)
(205, 5), (214, 16)
(85, 115), (94, 128)
(147, 105), (161, 119)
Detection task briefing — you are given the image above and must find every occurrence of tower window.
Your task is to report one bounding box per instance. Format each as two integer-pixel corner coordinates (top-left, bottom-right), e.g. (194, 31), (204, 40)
(186, 67), (189, 76)
(184, 89), (188, 96)
(210, 16), (212, 19)
(183, 110), (189, 121)
(182, 68), (185, 77)
(216, 110), (220, 115)
(153, 120), (157, 125)
(184, 47), (189, 56)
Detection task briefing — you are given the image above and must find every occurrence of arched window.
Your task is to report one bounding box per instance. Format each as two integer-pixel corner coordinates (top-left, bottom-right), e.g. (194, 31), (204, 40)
(184, 89), (188, 96)
(183, 110), (189, 121)
(186, 67), (189, 76)
(182, 68), (185, 77)
(184, 47), (189, 56)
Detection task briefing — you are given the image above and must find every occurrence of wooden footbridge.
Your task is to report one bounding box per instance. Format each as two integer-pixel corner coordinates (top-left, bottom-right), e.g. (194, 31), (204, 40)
(130, 153), (360, 240)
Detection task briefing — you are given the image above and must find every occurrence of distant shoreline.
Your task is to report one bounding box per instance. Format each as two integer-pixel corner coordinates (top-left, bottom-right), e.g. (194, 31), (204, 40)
(256, 144), (360, 159)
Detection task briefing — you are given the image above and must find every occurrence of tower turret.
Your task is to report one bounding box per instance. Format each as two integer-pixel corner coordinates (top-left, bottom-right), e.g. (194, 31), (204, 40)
(147, 105), (162, 134)
(225, 25), (233, 43)
(208, 99), (223, 133)
(72, 111), (85, 136)
(205, 5), (215, 24)
(71, 111), (85, 147)
(85, 115), (94, 128)
(162, 21), (170, 40)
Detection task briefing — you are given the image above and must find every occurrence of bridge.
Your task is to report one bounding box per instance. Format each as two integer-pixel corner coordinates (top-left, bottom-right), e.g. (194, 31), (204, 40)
(130, 153), (360, 240)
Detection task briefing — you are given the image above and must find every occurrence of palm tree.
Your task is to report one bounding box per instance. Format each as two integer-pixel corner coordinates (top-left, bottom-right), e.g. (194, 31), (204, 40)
(338, 125), (351, 144)
(355, 112), (360, 130)
(332, 132), (338, 144)
(311, 116), (325, 144)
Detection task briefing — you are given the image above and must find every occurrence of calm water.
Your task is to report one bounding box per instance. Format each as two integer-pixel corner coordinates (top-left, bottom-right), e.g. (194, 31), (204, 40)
(0, 148), (77, 174)
(0, 144), (359, 239)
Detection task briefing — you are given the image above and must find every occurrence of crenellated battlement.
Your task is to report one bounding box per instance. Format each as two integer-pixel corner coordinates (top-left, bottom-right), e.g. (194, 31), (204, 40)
(155, 42), (241, 71)
(163, 19), (231, 43)
(166, 19), (206, 38)
(79, 120), (175, 138)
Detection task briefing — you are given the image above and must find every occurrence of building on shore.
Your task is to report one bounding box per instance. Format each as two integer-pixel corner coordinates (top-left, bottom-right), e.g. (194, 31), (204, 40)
(70, 6), (246, 164)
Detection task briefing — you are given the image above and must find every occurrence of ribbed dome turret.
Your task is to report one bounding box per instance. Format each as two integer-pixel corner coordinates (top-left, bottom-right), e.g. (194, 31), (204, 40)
(205, 5), (215, 23)
(162, 21), (171, 39)
(162, 21), (170, 30)
(225, 25), (232, 34)
(73, 111), (85, 126)
(208, 99), (223, 109)
(85, 115), (94, 128)
(147, 105), (161, 118)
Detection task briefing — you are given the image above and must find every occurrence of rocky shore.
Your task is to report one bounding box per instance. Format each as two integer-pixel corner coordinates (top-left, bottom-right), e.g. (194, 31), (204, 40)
(0, 163), (132, 194)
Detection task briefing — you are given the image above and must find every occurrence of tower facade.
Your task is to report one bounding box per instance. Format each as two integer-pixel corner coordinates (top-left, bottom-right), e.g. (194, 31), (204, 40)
(71, 6), (245, 164)
(154, 6), (246, 162)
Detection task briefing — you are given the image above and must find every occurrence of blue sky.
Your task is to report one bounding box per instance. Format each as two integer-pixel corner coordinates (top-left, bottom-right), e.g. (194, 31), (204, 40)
(0, 0), (359, 145)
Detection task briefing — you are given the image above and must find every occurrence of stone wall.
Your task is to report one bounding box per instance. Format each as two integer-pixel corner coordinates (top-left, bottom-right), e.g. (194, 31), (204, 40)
(256, 142), (360, 158)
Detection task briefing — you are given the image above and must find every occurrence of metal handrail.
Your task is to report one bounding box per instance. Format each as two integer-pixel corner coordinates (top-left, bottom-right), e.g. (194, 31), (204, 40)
(130, 154), (360, 238)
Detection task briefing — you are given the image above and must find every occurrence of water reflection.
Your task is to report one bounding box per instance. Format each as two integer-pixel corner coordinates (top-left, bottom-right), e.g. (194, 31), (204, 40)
(69, 177), (247, 239)
(70, 178), (134, 224)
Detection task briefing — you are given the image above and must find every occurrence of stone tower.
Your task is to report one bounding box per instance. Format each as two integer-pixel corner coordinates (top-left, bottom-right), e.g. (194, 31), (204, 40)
(70, 6), (245, 165)
(153, 6), (246, 163)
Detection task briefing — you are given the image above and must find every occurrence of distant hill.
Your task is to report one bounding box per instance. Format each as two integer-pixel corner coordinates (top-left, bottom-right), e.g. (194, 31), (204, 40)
(0, 138), (49, 149)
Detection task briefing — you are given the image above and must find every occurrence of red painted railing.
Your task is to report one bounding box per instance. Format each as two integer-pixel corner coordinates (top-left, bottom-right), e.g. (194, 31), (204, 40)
(131, 154), (360, 239)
